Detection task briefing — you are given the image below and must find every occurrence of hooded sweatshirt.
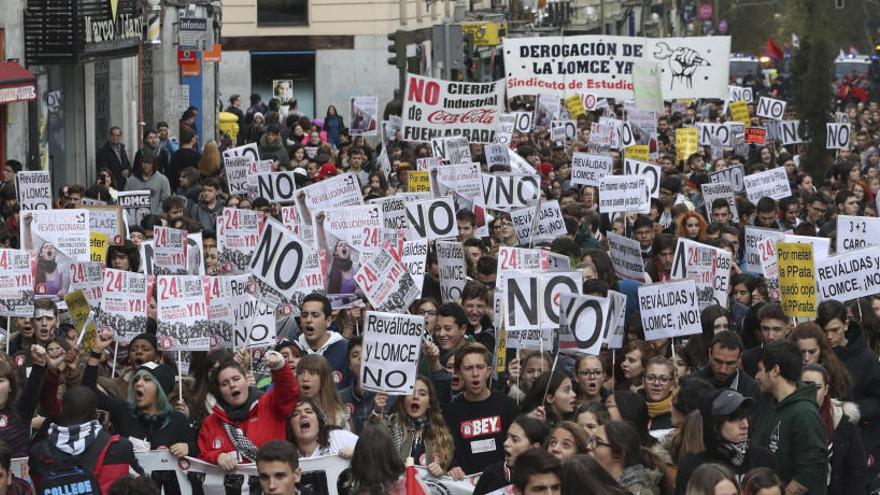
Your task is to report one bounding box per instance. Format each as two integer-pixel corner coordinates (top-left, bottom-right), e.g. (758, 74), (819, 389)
(751, 382), (828, 494)
(297, 331), (351, 389)
(258, 134), (290, 169)
(125, 171), (171, 216)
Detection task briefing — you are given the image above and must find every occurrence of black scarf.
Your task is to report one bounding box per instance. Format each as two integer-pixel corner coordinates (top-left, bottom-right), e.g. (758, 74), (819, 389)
(717, 438), (749, 467)
(220, 387), (259, 422)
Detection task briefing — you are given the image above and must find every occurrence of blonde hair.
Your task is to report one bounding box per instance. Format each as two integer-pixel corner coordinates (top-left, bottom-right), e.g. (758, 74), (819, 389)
(198, 140), (222, 177)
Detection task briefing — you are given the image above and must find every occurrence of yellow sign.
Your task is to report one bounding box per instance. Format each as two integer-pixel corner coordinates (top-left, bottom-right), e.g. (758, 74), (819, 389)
(624, 145), (650, 162)
(675, 127), (699, 163)
(777, 242), (817, 317)
(730, 101), (751, 125)
(65, 290), (98, 352)
(495, 326), (507, 373)
(90, 232), (109, 263)
(461, 22), (506, 46)
(565, 94), (586, 119)
(408, 171), (431, 193)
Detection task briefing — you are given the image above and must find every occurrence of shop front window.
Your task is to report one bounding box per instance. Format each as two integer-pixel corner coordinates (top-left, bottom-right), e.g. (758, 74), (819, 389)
(257, 0), (308, 26)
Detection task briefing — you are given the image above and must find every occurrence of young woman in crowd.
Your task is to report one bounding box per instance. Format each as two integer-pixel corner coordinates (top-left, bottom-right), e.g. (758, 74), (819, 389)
(522, 370), (577, 427)
(618, 340), (651, 391)
(589, 420), (662, 494)
(473, 415), (548, 495)
(506, 350), (553, 402)
(296, 354), (352, 430)
(287, 397), (357, 459)
(685, 463), (740, 495)
(547, 421), (590, 461)
(343, 425), (406, 495)
(790, 322), (852, 399)
(575, 355), (608, 404)
(641, 357), (675, 435)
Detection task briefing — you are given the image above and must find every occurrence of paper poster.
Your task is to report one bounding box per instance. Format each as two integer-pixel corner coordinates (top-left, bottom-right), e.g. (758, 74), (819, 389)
(296, 173), (363, 227)
(97, 269), (148, 343)
(638, 279), (701, 339)
(23, 209), (90, 299)
(156, 275), (210, 351)
(836, 215), (880, 253)
(405, 197), (458, 241)
(228, 275), (276, 348)
(744, 226), (786, 274)
(776, 243), (816, 317)
(153, 226), (188, 275)
(675, 127), (698, 163)
(85, 205), (126, 245)
(701, 182), (739, 223)
(481, 174), (540, 210)
(623, 159), (661, 198)
(606, 232), (646, 282)
(203, 276), (235, 349)
(671, 238), (733, 309)
(558, 293), (610, 356)
(15, 171), (52, 211)
(350, 96), (379, 136)
(255, 171), (299, 204)
(598, 175), (650, 214)
(431, 136), (472, 164)
(571, 153), (613, 187)
(632, 61), (664, 111)
(437, 241), (467, 304)
(354, 243), (420, 312)
(509, 200), (566, 245)
(0, 250), (34, 317)
(435, 162), (482, 199)
(69, 261), (102, 309)
(709, 165), (745, 193)
(743, 168), (791, 204)
(249, 218), (315, 304)
(815, 247), (880, 302)
(360, 311), (424, 395)
(408, 171), (431, 193)
(504, 271), (582, 350)
(217, 208), (262, 275)
(117, 190), (152, 228)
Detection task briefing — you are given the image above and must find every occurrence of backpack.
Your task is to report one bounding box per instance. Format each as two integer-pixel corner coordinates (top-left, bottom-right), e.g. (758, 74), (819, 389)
(36, 435), (119, 495)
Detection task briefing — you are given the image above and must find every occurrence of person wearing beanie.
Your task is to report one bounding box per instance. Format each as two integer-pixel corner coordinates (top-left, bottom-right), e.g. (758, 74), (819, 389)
(82, 329), (197, 493)
(674, 388), (774, 494)
(111, 331), (164, 399)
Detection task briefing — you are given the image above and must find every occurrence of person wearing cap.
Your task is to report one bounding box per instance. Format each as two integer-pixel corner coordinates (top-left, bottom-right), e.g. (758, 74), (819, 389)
(110, 332), (167, 399)
(674, 388), (774, 494)
(259, 125), (290, 170)
(313, 163), (338, 182)
(752, 340), (828, 495)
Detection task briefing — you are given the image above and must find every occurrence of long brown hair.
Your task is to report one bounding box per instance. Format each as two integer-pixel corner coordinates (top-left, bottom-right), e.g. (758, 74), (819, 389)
(390, 376), (453, 469)
(0, 360), (21, 412)
(296, 354), (348, 426)
(790, 322), (852, 399)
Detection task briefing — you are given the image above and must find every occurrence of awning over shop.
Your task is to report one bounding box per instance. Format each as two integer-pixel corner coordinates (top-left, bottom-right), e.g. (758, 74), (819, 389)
(0, 62), (37, 105)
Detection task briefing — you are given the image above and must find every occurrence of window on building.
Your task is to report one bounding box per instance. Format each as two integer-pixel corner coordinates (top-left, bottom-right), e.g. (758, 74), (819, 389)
(257, 0), (308, 26)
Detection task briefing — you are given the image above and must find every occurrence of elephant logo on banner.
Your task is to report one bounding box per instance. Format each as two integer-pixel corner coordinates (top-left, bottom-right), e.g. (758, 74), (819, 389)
(653, 41), (712, 90)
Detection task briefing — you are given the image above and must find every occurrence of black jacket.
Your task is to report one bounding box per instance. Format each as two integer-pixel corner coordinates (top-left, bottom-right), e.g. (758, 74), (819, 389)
(472, 461), (508, 495)
(828, 400), (867, 495)
(96, 141), (131, 190)
(695, 366), (763, 403)
(833, 323), (880, 460)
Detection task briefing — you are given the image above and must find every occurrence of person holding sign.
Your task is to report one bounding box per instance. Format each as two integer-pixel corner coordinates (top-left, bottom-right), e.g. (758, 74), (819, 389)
(197, 349), (299, 470)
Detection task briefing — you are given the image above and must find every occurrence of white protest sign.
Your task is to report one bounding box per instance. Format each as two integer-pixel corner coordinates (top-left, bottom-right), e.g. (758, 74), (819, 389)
(638, 279), (701, 339)
(296, 173), (363, 223)
(756, 96), (786, 120)
(431, 136), (473, 164)
(709, 165), (745, 194)
(606, 231), (646, 282)
(405, 197), (458, 241)
(249, 217), (313, 303)
(69, 261), (103, 309)
(85, 206), (126, 245)
(757, 238), (780, 302)
(481, 174), (540, 210)
(779, 120), (806, 145)
(571, 153), (613, 187)
(671, 238), (732, 309)
(815, 247), (880, 302)
(437, 241), (467, 303)
(350, 96), (378, 136)
(498, 246), (571, 272)
(484, 143), (510, 167)
(15, 171), (51, 210)
(558, 293), (610, 356)
(598, 175), (650, 214)
(510, 200), (566, 245)
(222, 142), (260, 163)
(505, 271), (582, 350)
(603, 290), (627, 349)
(701, 182), (739, 223)
(116, 190), (152, 227)
(156, 275), (209, 351)
(728, 85), (754, 103)
(400, 239), (428, 295)
(256, 171), (298, 204)
(744, 226), (786, 274)
(355, 244), (420, 312)
(216, 208), (261, 275)
(836, 215), (880, 253)
(228, 274), (276, 348)
(623, 159), (661, 198)
(435, 162), (483, 200)
(360, 312), (424, 394)
(97, 269), (148, 343)
(743, 167), (791, 204)
(495, 114), (516, 146)
(503, 35), (730, 100)
(203, 275), (235, 349)
(507, 149), (537, 175)
(402, 74), (504, 144)
(322, 204), (384, 254)
(370, 194), (429, 232)
(698, 123), (734, 147)
(0, 250), (33, 317)
(153, 226), (188, 275)
(224, 154), (256, 196)
(826, 123), (851, 150)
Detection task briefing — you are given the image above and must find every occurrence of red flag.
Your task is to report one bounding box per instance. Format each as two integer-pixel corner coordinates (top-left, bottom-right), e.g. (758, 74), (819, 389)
(406, 465), (428, 495)
(764, 37), (784, 62)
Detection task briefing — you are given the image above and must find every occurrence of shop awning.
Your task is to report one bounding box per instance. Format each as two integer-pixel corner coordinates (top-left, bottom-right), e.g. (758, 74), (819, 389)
(0, 62), (37, 105)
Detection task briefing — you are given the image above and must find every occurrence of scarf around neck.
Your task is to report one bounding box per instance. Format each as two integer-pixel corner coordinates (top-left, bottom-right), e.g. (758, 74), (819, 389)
(647, 395), (672, 418)
(220, 387), (259, 422)
(48, 420), (102, 456)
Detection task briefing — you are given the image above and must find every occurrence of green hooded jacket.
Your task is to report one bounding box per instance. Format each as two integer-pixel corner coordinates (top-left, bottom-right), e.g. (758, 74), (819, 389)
(751, 382), (828, 494)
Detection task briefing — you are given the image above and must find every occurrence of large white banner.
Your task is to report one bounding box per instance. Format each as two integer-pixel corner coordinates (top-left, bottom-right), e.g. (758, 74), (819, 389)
(503, 35), (730, 100)
(360, 311), (423, 394)
(402, 74), (504, 144)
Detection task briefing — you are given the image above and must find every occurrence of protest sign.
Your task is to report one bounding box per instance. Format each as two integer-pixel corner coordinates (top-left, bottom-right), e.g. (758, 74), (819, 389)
(815, 247), (880, 302)
(534, 93), (560, 128)
(701, 182), (739, 223)
(228, 275), (276, 348)
(588, 122), (614, 154)
(224, 155), (253, 196)
(632, 61), (664, 111)
(355, 244), (420, 312)
(295, 173), (363, 226)
(153, 226), (188, 275)
(744, 126), (767, 145)
(624, 145), (650, 162)
(730, 101), (750, 125)
(89, 232), (109, 263)
(250, 217), (314, 303)
(502, 35), (730, 100)
(85, 205), (126, 245)
(638, 279), (701, 339)
(24, 209), (89, 299)
(97, 269), (147, 342)
(675, 127), (698, 163)
(405, 197), (458, 241)
(222, 142), (260, 163)
(510, 200), (566, 245)
(782, 234), (829, 262)
(606, 232), (646, 282)
(360, 312), (423, 394)
(826, 123), (851, 149)
(757, 238), (780, 302)
(117, 190), (151, 227)
(217, 208), (261, 274)
(506, 148), (538, 176)
(495, 114), (516, 146)
(744, 226), (786, 274)
(431, 136), (472, 164)
(756, 96), (786, 120)
(399, 239), (428, 295)
(623, 159), (661, 198)
(571, 153), (613, 187)
(349, 96), (378, 135)
(558, 293), (610, 356)
(15, 171), (51, 210)
(709, 165), (745, 193)
(836, 215), (880, 253)
(408, 171), (431, 193)
(776, 243), (816, 317)
(698, 123), (733, 147)
(482, 174), (540, 210)
(372, 195), (410, 231)
(156, 275), (210, 351)
(484, 143), (510, 167)
(322, 204), (384, 255)
(498, 246), (571, 272)
(437, 241), (467, 304)
(256, 171), (298, 204)
(0, 250), (33, 317)
(565, 93), (586, 117)
(402, 74), (504, 144)
(598, 175), (650, 214)
(203, 275), (235, 348)
(505, 271), (582, 350)
(435, 162), (482, 199)
(65, 290), (97, 352)
(671, 238), (732, 309)
(69, 261), (102, 309)
(728, 85), (754, 103)
(743, 167), (791, 204)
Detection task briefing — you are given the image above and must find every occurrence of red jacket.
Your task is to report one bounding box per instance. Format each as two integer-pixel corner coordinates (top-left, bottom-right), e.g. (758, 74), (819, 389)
(197, 365), (299, 464)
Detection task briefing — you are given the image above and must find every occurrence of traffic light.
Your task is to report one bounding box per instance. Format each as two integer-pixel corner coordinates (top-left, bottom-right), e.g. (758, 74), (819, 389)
(387, 30), (406, 70)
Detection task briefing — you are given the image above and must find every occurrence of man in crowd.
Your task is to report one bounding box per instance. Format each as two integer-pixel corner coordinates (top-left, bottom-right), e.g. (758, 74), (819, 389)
(96, 126), (131, 189)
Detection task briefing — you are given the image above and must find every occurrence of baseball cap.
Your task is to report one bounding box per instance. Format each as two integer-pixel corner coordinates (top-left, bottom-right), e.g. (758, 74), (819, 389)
(552, 140), (565, 149)
(314, 163), (338, 180)
(712, 388), (755, 416)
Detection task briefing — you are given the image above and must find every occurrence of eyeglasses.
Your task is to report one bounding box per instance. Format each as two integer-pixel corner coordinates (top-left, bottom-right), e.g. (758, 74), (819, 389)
(493, 222), (513, 230)
(587, 436), (611, 449)
(644, 374), (672, 385)
(577, 369), (604, 378)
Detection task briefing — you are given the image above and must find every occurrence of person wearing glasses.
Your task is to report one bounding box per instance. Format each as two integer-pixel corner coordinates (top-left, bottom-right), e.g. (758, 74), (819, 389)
(574, 355), (608, 404)
(640, 357), (675, 438)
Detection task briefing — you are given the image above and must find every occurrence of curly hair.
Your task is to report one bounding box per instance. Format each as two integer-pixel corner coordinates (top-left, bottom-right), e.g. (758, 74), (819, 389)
(676, 210), (708, 241)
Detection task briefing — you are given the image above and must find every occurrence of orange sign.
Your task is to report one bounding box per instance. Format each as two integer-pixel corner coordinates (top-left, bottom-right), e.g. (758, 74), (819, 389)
(181, 60), (201, 76)
(203, 44), (222, 63)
